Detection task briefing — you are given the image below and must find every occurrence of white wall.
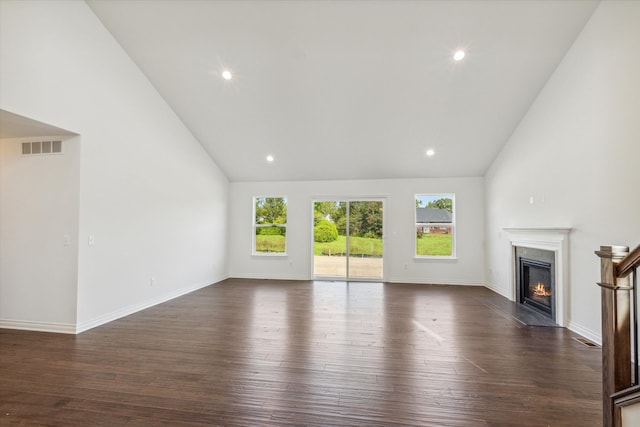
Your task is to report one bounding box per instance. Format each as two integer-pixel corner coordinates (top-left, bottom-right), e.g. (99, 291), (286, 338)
(0, 0), (230, 332)
(484, 1), (640, 343)
(0, 136), (80, 332)
(230, 178), (485, 285)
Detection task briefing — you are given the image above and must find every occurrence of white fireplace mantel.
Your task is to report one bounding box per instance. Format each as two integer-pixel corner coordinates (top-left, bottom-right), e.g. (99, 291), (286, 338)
(503, 227), (571, 327)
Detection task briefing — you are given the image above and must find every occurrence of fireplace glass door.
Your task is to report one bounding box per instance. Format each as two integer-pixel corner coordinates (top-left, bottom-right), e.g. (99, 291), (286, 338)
(520, 258), (553, 317)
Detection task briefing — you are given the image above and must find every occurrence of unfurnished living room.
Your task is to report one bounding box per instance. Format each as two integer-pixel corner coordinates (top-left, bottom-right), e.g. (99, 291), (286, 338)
(1, 0), (639, 426)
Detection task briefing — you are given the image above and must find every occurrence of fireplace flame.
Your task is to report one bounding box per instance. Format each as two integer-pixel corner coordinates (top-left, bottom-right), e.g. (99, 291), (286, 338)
(533, 282), (552, 297)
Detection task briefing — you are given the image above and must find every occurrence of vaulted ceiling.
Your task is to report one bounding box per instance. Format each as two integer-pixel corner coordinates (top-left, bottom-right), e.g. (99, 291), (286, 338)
(87, 0), (599, 182)
(0, 110), (75, 139)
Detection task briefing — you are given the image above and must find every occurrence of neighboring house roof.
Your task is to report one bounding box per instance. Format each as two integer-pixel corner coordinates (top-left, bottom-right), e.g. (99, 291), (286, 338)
(416, 207), (452, 224)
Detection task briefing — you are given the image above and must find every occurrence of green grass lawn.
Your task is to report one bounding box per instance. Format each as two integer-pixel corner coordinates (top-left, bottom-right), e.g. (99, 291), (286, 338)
(255, 235), (286, 253)
(416, 234), (453, 256)
(258, 234), (449, 256)
(314, 235), (382, 256)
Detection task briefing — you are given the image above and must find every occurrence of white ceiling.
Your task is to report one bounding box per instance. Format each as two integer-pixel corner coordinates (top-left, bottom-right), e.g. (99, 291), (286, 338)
(0, 110), (75, 139)
(87, 0), (599, 182)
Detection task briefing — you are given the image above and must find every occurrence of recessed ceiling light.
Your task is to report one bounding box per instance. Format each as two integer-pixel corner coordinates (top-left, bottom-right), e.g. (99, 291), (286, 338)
(453, 50), (465, 61)
(266, 155), (274, 162)
(426, 149), (435, 157)
(221, 69), (232, 80)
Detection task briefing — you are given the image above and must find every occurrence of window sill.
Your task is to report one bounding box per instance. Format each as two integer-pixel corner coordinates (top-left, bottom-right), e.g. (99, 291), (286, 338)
(252, 253), (288, 258)
(413, 256), (458, 262)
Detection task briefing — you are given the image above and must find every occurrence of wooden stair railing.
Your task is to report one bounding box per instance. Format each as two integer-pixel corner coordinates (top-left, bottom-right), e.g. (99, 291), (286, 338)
(612, 384), (640, 426)
(596, 244), (640, 427)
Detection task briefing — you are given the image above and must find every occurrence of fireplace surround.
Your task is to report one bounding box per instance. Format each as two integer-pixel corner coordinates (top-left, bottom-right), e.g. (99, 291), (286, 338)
(516, 251), (555, 319)
(503, 228), (571, 327)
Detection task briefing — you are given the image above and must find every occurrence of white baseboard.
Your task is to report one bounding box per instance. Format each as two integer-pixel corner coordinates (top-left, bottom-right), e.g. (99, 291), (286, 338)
(387, 277), (485, 286)
(483, 281), (602, 344)
(568, 320), (602, 346)
(75, 276), (227, 333)
(0, 319), (76, 334)
(2, 278), (228, 335)
(483, 281), (512, 300)
(230, 273), (311, 281)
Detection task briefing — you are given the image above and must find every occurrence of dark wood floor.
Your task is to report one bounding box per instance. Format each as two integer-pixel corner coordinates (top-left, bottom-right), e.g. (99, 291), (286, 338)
(1, 279), (602, 426)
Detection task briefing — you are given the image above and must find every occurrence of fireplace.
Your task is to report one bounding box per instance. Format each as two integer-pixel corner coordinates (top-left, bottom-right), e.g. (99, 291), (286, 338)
(504, 227), (570, 327)
(518, 257), (554, 318)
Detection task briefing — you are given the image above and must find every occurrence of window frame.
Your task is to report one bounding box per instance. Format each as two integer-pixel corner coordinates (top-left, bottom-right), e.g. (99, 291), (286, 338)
(414, 193), (456, 259)
(252, 196), (288, 256)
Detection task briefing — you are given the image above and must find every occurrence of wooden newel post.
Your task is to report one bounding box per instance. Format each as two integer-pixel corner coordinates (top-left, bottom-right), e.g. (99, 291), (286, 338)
(595, 245), (632, 427)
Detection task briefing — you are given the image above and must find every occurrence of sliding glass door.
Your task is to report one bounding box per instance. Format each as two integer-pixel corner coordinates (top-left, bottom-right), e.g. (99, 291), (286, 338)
(347, 201), (383, 279)
(313, 200), (383, 280)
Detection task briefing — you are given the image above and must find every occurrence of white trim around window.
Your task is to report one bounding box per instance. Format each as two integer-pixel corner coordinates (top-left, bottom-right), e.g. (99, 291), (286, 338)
(415, 193), (456, 259)
(252, 196), (288, 256)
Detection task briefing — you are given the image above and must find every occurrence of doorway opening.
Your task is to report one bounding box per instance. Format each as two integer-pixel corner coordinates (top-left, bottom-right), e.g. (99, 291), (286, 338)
(312, 199), (384, 280)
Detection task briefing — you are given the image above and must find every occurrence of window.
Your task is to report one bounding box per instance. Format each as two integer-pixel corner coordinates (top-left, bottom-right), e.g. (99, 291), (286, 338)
(415, 194), (455, 257)
(253, 197), (287, 255)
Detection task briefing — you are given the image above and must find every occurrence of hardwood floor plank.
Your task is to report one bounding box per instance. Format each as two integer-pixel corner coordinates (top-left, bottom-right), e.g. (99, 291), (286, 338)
(1, 280), (601, 426)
